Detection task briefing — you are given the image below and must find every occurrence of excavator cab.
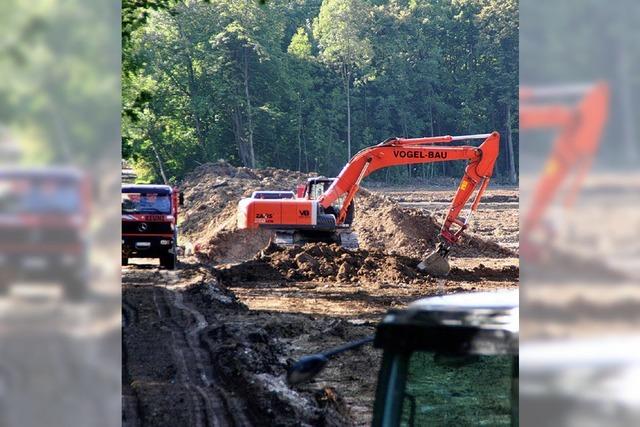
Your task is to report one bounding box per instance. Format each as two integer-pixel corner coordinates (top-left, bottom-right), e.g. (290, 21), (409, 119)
(304, 177), (334, 200)
(303, 177), (355, 226)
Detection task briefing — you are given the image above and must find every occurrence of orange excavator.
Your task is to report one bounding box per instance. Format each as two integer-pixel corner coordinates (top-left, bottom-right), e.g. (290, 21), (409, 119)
(520, 82), (609, 258)
(237, 132), (500, 276)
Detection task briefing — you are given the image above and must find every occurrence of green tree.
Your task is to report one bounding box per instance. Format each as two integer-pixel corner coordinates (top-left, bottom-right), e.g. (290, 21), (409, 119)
(313, 0), (373, 160)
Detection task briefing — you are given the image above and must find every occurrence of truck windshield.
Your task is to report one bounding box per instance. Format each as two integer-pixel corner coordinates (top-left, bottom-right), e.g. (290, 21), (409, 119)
(122, 192), (171, 214)
(0, 177), (81, 214)
(400, 352), (515, 426)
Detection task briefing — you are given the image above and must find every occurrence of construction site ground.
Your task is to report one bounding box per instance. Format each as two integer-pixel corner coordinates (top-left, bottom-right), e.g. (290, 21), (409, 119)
(122, 162), (519, 426)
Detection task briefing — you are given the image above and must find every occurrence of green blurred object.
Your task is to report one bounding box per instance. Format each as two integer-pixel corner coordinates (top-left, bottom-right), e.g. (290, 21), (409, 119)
(372, 290), (519, 427)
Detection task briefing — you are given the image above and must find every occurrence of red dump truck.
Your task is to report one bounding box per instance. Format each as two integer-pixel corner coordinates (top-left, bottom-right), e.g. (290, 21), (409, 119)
(121, 184), (182, 269)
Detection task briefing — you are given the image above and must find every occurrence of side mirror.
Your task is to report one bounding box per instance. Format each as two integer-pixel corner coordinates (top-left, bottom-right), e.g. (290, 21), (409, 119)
(178, 192), (184, 207)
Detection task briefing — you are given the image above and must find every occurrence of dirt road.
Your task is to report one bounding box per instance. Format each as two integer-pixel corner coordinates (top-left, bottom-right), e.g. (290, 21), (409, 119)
(122, 264), (368, 426)
(123, 163), (519, 425)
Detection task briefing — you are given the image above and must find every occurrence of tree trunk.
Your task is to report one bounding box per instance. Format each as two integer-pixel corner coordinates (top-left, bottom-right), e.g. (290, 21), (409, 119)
(231, 106), (249, 166)
(148, 133), (168, 184)
(341, 63), (352, 161)
(297, 95), (303, 171)
(346, 71), (352, 160)
(242, 47), (256, 168)
(185, 55), (207, 156)
(505, 103), (517, 184)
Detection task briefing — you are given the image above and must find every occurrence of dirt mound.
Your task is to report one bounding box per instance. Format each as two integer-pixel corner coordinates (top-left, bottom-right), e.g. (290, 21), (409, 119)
(218, 242), (518, 285)
(353, 189), (514, 258)
(180, 161), (314, 262)
(180, 161), (514, 263)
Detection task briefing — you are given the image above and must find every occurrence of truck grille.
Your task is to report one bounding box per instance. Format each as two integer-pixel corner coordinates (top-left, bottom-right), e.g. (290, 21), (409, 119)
(122, 221), (173, 234)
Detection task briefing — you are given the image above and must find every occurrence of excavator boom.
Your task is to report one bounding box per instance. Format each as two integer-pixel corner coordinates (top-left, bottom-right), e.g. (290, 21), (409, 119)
(319, 132), (500, 244)
(520, 82), (609, 257)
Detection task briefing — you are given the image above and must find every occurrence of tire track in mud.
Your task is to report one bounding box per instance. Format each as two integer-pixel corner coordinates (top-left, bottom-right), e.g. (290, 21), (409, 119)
(161, 282), (252, 427)
(122, 271), (220, 427)
(123, 268), (243, 426)
(122, 298), (140, 427)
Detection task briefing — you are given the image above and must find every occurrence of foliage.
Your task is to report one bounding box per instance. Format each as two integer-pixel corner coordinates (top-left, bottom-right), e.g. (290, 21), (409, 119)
(123, 0), (519, 183)
(0, 0), (120, 166)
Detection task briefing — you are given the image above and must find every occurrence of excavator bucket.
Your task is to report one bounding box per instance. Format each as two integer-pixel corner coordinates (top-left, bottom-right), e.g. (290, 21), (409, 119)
(417, 243), (451, 277)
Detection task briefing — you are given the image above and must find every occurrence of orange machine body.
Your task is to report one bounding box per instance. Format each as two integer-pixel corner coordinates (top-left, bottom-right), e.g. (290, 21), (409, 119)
(238, 198), (318, 229)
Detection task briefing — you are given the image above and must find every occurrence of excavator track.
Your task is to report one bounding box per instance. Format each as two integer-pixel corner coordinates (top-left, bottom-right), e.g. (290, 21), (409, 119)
(274, 229), (359, 250)
(337, 231), (359, 249)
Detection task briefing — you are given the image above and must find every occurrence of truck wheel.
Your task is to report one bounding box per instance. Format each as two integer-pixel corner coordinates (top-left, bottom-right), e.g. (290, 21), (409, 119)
(122, 257), (129, 266)
(160, 254), (176, 270)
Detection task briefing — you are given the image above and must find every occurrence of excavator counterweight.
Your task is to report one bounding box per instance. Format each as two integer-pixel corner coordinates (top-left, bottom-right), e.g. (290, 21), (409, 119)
(237, 132), (500, 276)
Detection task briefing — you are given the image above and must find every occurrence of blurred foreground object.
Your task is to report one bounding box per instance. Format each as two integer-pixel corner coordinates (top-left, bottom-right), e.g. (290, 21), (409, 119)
(520, 82), (609, 262)
(0, 167), (89, 300)
(521, 336), (640, 426)
(288, 290), (519, 426)
(0, 0), (120, 425)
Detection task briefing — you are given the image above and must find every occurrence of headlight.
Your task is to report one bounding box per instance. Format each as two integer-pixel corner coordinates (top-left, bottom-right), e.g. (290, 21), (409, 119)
(160, 239), (171, 245)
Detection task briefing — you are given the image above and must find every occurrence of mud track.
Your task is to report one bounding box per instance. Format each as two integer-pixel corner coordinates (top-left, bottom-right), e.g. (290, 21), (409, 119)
(123, 269), (240, 426)
(122, 264), (360, 426)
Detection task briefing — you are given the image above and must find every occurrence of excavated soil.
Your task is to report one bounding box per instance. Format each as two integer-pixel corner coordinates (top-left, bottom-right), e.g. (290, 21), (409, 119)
(219, 242), (518, 286)
(180, 161), (516, 264)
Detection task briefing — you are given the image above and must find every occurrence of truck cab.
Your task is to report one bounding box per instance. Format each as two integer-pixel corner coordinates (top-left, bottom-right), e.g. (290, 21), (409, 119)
(0, 167), (89, 300)
(372, 290), (518, 426)
(121, 184), (182, 269)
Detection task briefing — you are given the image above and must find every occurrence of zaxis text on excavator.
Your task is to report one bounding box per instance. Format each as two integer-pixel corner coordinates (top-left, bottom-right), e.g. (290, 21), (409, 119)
(237, 132), (500, 276)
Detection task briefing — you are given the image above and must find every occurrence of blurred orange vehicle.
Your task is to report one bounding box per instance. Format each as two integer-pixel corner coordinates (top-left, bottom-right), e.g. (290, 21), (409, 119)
(520, 82), (609, 258)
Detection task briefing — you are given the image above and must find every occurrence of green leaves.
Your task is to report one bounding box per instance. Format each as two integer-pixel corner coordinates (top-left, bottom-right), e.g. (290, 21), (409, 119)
(123, 0), (518, 183)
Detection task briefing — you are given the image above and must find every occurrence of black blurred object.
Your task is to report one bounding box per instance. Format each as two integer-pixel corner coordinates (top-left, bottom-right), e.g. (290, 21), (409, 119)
(287, 336), (374, 385)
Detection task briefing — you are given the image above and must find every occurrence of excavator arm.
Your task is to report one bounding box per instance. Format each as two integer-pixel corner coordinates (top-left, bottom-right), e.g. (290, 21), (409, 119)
(520, 82), (609, 254)
(319, 132), (501, 246)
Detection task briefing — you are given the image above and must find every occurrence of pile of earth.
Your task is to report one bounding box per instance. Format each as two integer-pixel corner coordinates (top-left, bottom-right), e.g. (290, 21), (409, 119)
(217, 242), (519, 285)
(180, 161), (515, 264)
(180, 161), (314, 262)
(353, 187), (514, 259)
